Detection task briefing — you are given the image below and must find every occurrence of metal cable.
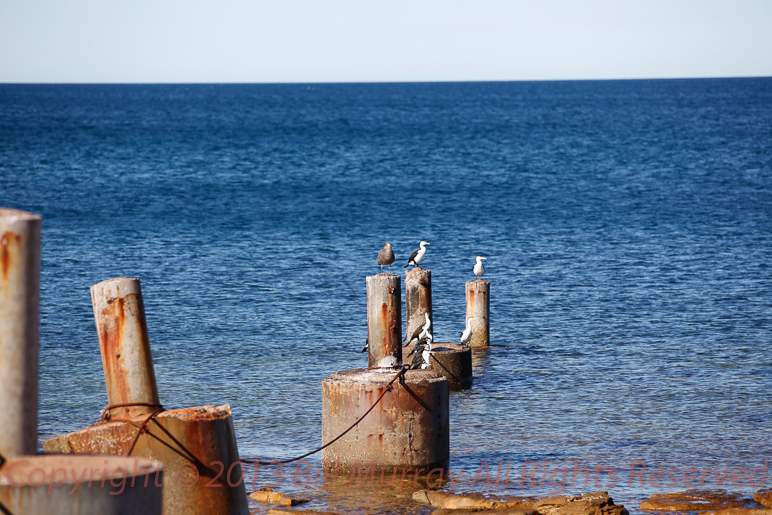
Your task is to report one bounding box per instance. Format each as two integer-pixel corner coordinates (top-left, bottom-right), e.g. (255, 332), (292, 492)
(242, 367), (407, 466)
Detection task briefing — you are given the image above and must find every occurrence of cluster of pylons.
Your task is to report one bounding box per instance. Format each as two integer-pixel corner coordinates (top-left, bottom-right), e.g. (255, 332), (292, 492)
(1, 208), (492, 513)
(320, 245), (491, 476)
(0, 209), (248, 515)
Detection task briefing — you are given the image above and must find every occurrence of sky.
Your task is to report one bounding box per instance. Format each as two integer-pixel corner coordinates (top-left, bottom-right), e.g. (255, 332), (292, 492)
(1, 0), (771, 83)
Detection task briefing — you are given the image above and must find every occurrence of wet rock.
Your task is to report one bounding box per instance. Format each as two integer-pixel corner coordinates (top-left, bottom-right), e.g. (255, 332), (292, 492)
(267, 510), (341, 515)
(641, 490), (747, 512)
(755, 491), (772, 509)
(702, 510), (772, 515)
(413, 490), (537, 510)
(414, 490), (627, 515)
(431, 509), (537, 515)
(249, 487), (310, 506)
(534, 491), (628, 515)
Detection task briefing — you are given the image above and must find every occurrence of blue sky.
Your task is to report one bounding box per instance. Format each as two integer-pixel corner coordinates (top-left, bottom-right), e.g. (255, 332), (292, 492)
(1, 0), (771, 83)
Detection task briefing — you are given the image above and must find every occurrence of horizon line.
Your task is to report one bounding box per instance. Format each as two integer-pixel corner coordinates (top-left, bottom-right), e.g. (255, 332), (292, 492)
(2, 75), (771, 86)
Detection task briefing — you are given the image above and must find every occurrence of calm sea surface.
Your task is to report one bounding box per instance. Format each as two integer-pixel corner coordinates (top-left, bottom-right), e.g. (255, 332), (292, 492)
(1, 79), (771, 513)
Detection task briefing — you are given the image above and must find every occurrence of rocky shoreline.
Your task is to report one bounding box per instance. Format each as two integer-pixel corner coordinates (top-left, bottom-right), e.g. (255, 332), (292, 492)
(248, 488), (772, 515)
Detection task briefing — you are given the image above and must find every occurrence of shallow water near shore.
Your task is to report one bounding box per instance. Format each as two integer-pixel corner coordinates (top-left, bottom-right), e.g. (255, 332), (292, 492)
(1, 79), (771, 513)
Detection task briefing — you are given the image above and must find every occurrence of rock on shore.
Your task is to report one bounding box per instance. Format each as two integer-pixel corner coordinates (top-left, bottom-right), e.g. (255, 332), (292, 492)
(413, 490), (628, 515)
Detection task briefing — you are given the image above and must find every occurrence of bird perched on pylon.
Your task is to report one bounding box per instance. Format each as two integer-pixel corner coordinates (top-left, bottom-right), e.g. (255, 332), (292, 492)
(377, 242), (395, 273)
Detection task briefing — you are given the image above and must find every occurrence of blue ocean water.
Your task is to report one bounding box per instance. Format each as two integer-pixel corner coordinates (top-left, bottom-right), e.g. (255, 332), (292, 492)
(1, 79), (771, 513)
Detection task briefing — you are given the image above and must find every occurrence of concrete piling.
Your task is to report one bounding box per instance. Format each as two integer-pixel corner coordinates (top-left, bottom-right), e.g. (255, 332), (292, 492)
(320, 272), (450, 475)
(43, 404), (247, 515)
(405, 342), (472, 390)
(43, 277), (250, 515)
(465, 279), (490, 348)
(321, 368), (449, 472)
(405, 267), (432, 344)
(0, 208), (41, 458)
(366, 274), (401, 367)
(0, 455), (163, 515)
(91, 277), (160, 419)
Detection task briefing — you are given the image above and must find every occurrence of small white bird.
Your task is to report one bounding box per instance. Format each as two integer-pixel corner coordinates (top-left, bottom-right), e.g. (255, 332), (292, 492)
(460, 317), (473, 347)
(405, 241), (430, 268)
(473, 255), (487, 279)
(420, 333), (433, 369)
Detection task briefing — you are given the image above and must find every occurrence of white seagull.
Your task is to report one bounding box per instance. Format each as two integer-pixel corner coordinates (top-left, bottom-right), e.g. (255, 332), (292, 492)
(460, 318), (473, 347)
(473, 256), (487, 279)
(405, 241), (430, 268)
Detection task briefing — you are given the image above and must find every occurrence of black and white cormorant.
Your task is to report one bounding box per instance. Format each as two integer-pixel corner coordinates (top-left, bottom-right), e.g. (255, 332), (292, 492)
(403, 312), (431, 345)
(420, 333), (434, 369)
(406, 332), (432, 370)
(405, 240), (430, 268)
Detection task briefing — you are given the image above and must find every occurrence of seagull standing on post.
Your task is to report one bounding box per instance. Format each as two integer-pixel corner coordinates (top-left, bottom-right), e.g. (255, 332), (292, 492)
(460, 317), (473, 347)
(473, 255), (487, 279)
(405, 240), (430, 268)
(377, 242), (395, 273)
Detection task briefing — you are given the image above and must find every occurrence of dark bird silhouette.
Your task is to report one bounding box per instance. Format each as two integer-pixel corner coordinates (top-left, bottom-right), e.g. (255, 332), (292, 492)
(403, 312), (431, 344)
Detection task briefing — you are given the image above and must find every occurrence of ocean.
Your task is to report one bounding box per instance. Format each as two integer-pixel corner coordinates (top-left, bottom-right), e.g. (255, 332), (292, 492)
(1, 79), (771, 513)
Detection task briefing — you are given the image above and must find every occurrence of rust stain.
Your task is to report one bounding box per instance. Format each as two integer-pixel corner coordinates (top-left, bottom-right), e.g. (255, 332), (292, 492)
(1, 231), (19, 281)
(100, 296), (130, 407)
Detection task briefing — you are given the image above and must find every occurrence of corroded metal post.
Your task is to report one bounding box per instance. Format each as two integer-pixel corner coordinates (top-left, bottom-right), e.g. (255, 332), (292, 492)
(0, 208), (41, 458)
(366, 274), (401, 367)
(0, 455), (163, 514)
(91, 277), (160, 418)
(465, 279), (490, 347)
(405, 267), (432, 342)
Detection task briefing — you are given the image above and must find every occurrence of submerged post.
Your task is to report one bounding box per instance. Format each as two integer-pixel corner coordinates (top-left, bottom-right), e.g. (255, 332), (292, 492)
(0, 208), (41, 458)
(405, 267), (432, 342)
(465, 279), (490, 347)
(91, 277), (160, 418)
(366, 274), (401, 367)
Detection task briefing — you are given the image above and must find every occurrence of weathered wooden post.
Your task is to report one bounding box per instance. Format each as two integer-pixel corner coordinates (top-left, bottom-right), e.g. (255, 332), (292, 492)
(0, 455), (163, 515)
(465, 279), (490, 347)
(366, 273), (401, 367)
(0, 208), (41, 458)
(405, 267), (432, 343)
(91, 277), (160, 419)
